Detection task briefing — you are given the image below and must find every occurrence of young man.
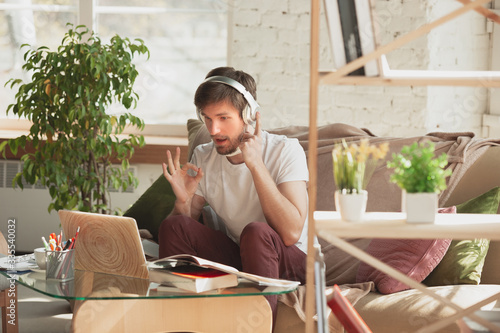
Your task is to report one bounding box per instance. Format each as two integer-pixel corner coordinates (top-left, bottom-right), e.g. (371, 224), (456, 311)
(158, 66), (309, 325)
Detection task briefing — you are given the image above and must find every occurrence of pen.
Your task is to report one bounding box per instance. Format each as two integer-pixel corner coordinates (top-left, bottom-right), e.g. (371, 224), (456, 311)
(63, 239), (72, 250)
(42, 236), (49, 250)
(69, 227), (80, 250)
(49, 238), (56, 251)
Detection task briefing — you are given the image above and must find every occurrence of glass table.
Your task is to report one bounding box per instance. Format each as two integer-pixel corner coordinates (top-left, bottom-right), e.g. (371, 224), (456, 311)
(4, 269), (298, 332)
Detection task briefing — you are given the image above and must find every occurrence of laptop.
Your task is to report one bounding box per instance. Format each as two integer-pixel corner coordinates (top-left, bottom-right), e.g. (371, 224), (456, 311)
(58, 210), (149, 280)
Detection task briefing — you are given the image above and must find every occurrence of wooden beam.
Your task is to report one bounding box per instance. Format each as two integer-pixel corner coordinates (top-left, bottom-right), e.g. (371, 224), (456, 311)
(306, 0), (320, 331)
(456, 0), (500, 24)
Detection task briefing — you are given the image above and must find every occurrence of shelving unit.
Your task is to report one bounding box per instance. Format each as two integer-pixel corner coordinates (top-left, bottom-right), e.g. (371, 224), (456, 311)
(304, 0), (500, 332)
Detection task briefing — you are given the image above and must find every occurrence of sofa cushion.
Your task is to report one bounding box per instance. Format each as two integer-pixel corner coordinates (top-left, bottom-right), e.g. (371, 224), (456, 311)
(356, 207), (455, 294)
(123, 174), (175, 242)
(424, 186), (500, 286)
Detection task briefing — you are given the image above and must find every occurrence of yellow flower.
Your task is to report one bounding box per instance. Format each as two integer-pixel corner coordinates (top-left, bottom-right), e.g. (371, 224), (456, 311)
(332, 139), (390, 193)
(357, 139), (370, 163)
(371, 142), (389, 160)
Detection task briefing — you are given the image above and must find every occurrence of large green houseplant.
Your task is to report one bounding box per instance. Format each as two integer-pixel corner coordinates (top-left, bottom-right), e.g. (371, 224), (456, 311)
(0, 24), (149, 214)
(387, 141), (452, 223)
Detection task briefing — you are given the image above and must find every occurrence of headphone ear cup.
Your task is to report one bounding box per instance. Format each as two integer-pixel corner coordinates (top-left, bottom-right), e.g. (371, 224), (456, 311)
(242, 105), (255, 124)
(241, 105), (248, 125)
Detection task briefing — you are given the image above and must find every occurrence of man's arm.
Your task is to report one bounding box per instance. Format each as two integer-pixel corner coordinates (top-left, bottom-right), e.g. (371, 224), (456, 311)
(253, 173), (308, 246)
(169, 193), (206, 221)
(239, 113), (307, 246)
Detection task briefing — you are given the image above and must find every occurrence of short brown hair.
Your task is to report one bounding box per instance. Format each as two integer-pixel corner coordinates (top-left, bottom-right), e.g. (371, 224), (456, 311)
(194, 67), (257, 117)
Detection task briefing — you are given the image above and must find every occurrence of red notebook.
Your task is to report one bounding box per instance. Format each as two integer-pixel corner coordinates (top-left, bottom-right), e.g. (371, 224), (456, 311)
(327, 284), (372, 333)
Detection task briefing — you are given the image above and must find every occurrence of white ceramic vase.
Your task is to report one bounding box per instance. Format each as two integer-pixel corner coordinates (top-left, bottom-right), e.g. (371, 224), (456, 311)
(403, 191), (438, 223)
(335, 190), (368, 222)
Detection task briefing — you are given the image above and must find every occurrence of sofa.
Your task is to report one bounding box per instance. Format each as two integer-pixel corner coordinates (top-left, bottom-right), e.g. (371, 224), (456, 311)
(126, 119), (500, 333)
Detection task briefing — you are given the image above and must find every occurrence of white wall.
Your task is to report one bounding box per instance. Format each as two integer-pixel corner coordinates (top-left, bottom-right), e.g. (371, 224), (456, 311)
(229, 0), (491, 137)
(426, 0), (490, 133)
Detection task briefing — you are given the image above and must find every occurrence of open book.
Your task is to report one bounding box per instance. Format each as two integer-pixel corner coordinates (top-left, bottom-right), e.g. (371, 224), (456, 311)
(148, 254), (300, 289)
(149, 261), (238, 293)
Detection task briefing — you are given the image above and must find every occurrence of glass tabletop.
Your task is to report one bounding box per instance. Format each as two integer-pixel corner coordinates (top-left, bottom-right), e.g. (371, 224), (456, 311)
(2, 269), (298, 301)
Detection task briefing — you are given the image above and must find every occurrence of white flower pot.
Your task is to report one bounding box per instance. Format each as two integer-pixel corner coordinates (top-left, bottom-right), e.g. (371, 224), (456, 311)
(335, 190), (368, 222)
(404, 191), (438, 223)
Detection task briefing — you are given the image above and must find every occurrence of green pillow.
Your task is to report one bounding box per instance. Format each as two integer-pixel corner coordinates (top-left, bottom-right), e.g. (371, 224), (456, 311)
(124, 174), (175, 242)
(124, 120), (207, 243)
(424, 187), (500, 286)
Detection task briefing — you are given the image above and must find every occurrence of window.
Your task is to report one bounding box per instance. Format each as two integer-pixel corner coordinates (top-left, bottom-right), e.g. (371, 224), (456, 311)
(0, 0), (228, 126)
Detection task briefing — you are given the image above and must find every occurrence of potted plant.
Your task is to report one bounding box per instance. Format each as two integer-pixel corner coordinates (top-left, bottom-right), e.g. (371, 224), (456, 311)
(387, 141), (452, 223)
(332, 139), (389, 221)
(0, 24), (150, 214)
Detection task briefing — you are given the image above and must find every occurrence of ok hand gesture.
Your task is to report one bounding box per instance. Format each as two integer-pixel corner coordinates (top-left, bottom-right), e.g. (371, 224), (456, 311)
(162, 147), (203, 205)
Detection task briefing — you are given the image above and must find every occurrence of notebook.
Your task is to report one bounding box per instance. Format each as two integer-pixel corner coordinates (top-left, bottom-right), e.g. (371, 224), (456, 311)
(58, 210), (149, 279)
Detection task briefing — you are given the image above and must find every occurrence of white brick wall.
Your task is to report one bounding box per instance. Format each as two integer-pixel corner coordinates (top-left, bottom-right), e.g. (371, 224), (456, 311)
(426, 0), (490, 134)
(229, 0), (491, 137)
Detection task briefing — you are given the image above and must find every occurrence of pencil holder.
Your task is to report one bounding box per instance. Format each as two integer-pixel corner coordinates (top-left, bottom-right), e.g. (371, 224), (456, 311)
(46, 249), (75, 281)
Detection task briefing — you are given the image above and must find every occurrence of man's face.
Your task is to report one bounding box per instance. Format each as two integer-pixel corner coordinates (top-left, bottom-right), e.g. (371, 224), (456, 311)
(201, 100), (246, 155)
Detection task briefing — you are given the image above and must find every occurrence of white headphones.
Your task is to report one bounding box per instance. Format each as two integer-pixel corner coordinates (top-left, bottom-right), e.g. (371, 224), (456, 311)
(196, 75), (260, 125)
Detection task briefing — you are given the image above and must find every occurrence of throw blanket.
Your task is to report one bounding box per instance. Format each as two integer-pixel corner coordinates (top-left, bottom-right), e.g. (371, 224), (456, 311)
(269, 123), (500, 211)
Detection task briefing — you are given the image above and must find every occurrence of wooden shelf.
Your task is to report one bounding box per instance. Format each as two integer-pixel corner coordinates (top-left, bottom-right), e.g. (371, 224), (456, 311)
(315, 211), (500, 240)
(305, 0), (500, 332)
(320, 70), (500, 87)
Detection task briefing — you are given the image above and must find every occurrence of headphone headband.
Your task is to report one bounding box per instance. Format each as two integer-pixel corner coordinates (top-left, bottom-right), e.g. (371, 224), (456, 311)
(197, 75), (260, 125)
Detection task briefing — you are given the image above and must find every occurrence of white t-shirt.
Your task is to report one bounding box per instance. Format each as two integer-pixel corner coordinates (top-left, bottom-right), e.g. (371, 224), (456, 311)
(191, 131), (310, 253)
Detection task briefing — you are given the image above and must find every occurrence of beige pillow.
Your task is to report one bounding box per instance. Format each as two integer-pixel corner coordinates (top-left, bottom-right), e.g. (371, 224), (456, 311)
(187, 119), (211, 161)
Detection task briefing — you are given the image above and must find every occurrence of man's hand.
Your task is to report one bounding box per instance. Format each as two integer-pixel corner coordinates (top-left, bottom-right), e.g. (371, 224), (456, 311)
(162, 147), (203, 205)
(240, 112), (263, 169)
